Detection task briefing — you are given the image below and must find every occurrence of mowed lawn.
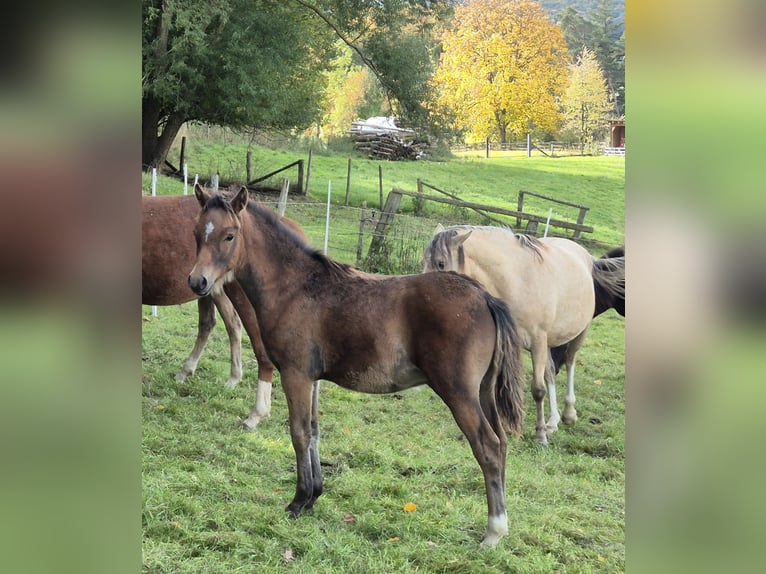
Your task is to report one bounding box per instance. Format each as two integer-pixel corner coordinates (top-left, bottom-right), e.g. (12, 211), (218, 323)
(142, 149), (624, 573)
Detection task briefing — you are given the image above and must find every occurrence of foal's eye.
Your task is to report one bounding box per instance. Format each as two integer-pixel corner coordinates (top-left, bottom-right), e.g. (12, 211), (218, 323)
(437, 260), (445, 270)
(225, 234), (235, 242)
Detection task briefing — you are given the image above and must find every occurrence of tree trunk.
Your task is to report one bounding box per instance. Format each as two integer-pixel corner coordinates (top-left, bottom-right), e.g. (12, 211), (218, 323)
(142, 95), (185, 171)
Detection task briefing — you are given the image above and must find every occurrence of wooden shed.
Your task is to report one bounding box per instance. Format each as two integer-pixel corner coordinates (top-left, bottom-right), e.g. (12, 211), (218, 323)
(609, 118), (625, 148)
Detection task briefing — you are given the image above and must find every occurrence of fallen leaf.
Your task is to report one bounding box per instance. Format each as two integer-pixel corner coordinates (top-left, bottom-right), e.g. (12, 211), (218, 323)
(598, 555), (606, 562)
(156, 404), (165, 410)
(343, 513), (355, 523)
(388, 537), (400, 543)
(342, 427), (350, 434)
(281, 549), (295, 563)
(403, 502), (417, 513)
(594, 379), (602, 385)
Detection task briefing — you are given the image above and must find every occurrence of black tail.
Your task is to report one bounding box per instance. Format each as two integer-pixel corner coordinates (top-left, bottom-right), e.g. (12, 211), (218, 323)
(592, 256), (625, 317)
(484, 294), (525, 436)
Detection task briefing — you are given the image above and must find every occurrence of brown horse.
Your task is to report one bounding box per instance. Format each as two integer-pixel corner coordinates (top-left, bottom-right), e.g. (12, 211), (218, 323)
(143, 193), (305, 429)
(188, 185), (526, 547)
(422, 225), (623, 446)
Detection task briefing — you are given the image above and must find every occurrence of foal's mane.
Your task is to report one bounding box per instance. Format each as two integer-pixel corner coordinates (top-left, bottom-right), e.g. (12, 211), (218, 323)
(243, 201), (355, 279)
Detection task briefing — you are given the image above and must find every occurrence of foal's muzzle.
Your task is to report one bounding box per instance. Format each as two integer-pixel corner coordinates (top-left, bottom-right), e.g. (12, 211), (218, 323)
(188, 273), (211, 297)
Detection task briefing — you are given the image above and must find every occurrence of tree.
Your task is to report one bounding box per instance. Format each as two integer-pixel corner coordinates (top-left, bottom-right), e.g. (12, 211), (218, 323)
(562, 47), (611, 153)
(554, 0), (624, 115)
(295, 0), (453, 130)
(142, 0), (451, 169)
(431, 0), (569, 144)
(142, 0), (336, 169)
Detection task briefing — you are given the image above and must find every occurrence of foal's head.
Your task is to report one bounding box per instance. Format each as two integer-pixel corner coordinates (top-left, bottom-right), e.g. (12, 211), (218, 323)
(421, 224), (472, 274)
(188, 184), (248, 297)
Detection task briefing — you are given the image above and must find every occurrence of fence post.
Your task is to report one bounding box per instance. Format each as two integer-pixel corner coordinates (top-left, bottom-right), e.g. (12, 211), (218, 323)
(344, 158), (352, 206)
(211, 173), (219, 191)
(297, 159), (304, 195)
(278, 179), (290, 216)
(486, 137), (490, 158)
(366, 190), (403, 268)
(526, 133), (531, 157)
(305, 148), (313, 197)
(324, 181), (331, 255)
(516, 191), (524, 230)
(574, 207), (587, 238)
(378, 165), (383, 210)
(246, 150), (252, 183)
(356, 201), (367, 266)
(151, 168), (158, 318)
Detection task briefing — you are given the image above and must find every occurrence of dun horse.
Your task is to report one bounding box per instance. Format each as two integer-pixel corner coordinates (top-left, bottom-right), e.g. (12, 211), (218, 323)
(143, 193), (304, 429)
(188, 185), (526, 547)
(423, 225), (624, 446)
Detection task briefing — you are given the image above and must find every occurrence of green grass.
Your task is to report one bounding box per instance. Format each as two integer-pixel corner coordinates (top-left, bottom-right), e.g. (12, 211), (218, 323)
(153, 133), (624, 247)
(143, 309), (624, 573)
(143, 137), (624, 572)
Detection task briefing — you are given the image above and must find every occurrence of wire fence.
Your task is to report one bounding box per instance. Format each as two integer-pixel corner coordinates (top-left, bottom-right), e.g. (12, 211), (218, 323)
(257, 196), (617, 276)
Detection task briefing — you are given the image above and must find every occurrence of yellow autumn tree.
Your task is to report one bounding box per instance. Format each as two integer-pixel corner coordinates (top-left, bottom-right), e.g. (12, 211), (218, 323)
(432, 0), (569, 144)
(563, 47), (612, 154)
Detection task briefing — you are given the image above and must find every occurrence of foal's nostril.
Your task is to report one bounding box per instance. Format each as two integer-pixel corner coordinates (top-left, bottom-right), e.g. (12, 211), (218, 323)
(188, 274), (208, 294)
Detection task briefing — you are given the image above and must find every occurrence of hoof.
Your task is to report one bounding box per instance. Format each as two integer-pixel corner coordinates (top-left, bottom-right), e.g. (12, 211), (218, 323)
(286, 503), (304, 518)
(535, 429), (549, 447)
(480, 533), (504, 548)
(240, 416), (261, 430)
(562, 406), (578, 425)
(175, 372), (189, 383)
(545, 420), (560, 434)
(224, 377), (240, 390)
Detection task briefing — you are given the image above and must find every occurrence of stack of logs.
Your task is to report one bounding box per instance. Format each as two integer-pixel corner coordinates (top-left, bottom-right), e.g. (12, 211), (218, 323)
(349, 122), (428, 160)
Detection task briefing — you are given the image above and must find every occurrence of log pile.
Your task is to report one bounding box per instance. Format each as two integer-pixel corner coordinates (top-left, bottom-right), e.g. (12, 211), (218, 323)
(348, 117), (428, 160)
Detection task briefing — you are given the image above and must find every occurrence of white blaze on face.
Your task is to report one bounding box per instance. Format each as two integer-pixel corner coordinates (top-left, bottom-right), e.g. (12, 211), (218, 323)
(204, 221), (215, 242)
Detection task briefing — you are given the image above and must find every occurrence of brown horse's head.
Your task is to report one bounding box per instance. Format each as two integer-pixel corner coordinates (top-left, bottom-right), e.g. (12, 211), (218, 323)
(188, 184), (248, 297)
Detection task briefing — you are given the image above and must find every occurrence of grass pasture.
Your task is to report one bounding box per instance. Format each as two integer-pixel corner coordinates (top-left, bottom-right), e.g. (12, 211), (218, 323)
(142, 308), (624, 573)
(142, 145), (624, 572)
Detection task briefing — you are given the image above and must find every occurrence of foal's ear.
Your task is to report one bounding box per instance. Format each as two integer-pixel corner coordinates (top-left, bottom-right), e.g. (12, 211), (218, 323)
(194, 183), (210, 207)
(434, 223), (445, 235)
(230, 186), (248, 213)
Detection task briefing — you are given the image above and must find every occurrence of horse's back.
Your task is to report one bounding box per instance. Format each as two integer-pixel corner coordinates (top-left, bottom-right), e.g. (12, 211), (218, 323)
(462, 231), (595, 345)
(142, 195), (201, 305)
(283, 271), (499, 391)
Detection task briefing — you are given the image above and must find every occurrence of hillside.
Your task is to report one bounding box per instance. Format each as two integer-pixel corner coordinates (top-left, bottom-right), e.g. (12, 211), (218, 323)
(540, 0), (624, 35)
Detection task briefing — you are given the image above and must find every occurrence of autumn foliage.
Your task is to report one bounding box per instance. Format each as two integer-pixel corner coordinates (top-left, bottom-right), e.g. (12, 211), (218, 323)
(432, 0), (569, 143)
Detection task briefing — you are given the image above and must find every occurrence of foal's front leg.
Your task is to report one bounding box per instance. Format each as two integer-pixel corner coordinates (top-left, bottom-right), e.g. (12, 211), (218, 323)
(283, 375), (323, 517)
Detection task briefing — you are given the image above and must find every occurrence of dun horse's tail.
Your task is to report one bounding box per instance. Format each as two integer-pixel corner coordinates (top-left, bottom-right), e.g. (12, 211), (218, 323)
(484, 294), (525, 436)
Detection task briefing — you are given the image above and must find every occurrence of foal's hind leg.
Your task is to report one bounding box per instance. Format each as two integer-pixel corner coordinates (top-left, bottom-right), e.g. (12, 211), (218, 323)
(176, 297), (216, 383)
(562, 328), (589, 425)
(212, 290), (243, 389)
(448, 398), (508, 547)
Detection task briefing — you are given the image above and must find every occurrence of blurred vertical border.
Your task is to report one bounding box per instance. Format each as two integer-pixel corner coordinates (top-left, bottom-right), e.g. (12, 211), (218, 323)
(628, 0), (766, 572)
(0, 2), (139, 574)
